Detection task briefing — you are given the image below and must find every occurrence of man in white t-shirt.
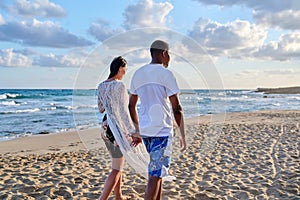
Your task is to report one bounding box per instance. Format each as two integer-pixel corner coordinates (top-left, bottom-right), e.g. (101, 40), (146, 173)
(129, 40), (186, 200)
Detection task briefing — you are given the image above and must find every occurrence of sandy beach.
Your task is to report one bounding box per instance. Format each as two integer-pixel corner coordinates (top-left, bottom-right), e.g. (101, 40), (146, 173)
(0, 110), (299, 199)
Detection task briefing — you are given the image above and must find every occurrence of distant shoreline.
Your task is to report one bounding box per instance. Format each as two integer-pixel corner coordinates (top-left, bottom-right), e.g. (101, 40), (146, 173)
(255, 86), (300, 94)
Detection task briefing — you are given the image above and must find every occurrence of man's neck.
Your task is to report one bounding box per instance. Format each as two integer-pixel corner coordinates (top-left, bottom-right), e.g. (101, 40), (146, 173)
(150, 59), (163, 65)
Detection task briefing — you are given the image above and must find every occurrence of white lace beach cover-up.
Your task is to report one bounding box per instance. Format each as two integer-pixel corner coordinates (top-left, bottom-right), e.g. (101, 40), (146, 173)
(97, 80), (149, 178)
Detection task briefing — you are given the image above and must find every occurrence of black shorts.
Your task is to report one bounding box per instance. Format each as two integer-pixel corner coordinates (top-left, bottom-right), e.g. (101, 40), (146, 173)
(102, 114), (123, 158)
(104, 140), (123, 158)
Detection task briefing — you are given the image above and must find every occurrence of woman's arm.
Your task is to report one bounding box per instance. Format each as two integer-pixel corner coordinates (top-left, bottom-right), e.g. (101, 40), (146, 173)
(97, 91), (105, 113)
(115, 82), (141, 146)
(117, 83), (136, 133)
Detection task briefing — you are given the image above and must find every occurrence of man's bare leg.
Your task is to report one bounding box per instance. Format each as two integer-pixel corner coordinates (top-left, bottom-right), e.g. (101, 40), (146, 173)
(144, 176), (162, 200)
(156, 179), (162, 200)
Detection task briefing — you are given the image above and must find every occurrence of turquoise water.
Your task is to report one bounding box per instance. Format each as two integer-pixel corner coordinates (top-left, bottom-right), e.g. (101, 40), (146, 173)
(0, 89), (299, 141)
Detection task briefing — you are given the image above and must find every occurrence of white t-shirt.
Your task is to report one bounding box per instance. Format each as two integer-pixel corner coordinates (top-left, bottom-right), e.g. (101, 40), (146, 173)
(130, 64), (180, 137)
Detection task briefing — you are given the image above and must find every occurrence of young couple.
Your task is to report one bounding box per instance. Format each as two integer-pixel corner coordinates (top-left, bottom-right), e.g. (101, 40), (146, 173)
(97, 40), (186, 200)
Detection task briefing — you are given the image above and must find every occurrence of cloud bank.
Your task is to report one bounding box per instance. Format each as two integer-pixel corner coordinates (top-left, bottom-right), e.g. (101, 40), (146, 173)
(1, 0), (300, 69)
(10, 0), (66, 18)
(0, 19), (93, 48)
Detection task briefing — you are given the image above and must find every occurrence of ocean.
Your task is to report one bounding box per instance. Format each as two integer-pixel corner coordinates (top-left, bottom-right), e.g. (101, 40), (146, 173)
(1, 89), (300, 141)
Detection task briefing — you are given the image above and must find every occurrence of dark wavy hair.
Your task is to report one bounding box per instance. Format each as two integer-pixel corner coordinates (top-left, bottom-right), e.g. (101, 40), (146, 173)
(108, 56), (127, 79)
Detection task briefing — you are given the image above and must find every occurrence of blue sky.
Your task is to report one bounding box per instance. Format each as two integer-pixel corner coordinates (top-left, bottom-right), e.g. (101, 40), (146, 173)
(0, 0), (299, 89)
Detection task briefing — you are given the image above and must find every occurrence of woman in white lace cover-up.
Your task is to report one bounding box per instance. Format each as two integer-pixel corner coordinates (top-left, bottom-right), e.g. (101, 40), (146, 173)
(97, 56), (149, 200)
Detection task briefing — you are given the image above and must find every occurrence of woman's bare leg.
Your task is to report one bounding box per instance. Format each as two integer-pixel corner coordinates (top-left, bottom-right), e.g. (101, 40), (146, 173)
(99, 157), (124, 200)
(114, 174), (129, 200)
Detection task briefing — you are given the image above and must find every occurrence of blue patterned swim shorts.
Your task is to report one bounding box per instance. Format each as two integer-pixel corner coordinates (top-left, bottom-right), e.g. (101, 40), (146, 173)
(143, 136), (171, 177)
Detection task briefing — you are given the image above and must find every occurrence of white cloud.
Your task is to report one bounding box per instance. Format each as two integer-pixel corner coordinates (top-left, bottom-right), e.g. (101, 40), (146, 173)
(263, 68), (297, 75)
(10, 0), (66, 18)
(0, 14), (5, 25)
(88, 19), (124, 41)
(234, 70), (260, 78)
(33, 51), (86, 68)
(223, 68), (300, 89)
(123, 0), (173, 29)
(280, 33), (300, 52)
(236, 68), (298, 77)
(0, 47), (94, 69)
(89, 0), (175, 44)
(123, 48), (149, 67)
(254, 10), (300, 30)
(87, 26), (219, 72)
(193, 0), (300, 30)
(171, 41), (217, 65)
(189, 18), (267, 57)
(189, 18), (300, 61)
(13, 48), (37, 56)
(0, 19), (94, 48)
(254, 33), (300, 61)
(32, 48), (107, 69)
(0, 48), (32, 67)
(94, 28), (173, 53)
(193, 0), (300, 12)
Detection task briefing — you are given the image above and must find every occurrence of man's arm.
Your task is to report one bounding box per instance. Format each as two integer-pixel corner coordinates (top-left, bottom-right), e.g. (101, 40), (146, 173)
(169, 94), (186, 152)
(128, 94), (139, 131)
(128, 94), (142, 146)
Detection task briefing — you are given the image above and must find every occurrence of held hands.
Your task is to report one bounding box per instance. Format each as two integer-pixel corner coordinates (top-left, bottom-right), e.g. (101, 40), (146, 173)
(130, 132), (142, 147)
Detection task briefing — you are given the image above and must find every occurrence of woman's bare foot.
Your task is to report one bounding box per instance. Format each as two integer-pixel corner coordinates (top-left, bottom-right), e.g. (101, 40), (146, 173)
(115, 195), (130, 200)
